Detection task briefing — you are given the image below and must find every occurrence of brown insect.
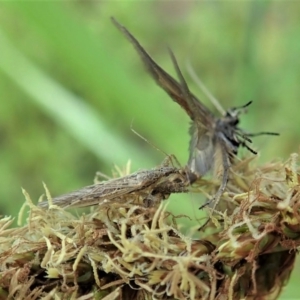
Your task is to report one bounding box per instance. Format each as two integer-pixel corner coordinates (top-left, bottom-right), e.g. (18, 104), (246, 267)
(38, 165), (188, 209)
(111, 18), (278, 209)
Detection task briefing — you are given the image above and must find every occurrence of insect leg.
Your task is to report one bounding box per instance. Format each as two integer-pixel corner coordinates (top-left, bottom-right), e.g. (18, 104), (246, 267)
(245, 132), (280, 137)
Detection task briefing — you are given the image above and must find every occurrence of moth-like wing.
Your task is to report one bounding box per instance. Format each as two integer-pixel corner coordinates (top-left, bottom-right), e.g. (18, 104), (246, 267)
(188, 122), (215, 176)
(38, 167), (180, 209)
(111, 17), (214, 126)
(38, 181), (142, 209)
(38, 172), (149, 208)
(38, 183), (102, 208)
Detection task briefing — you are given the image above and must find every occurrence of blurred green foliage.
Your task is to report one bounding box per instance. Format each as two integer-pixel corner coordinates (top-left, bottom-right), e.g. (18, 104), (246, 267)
(0, 2), (299, 298)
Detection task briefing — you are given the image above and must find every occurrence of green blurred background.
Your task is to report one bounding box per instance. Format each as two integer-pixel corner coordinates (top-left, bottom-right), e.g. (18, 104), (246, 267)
(0, 1), (299, 298)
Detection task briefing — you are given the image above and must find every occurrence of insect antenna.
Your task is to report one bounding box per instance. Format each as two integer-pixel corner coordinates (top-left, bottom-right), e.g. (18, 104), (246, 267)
(130, 122), (182, 168)
(226, 100), (252, 118)
(234, 100), (253, 110)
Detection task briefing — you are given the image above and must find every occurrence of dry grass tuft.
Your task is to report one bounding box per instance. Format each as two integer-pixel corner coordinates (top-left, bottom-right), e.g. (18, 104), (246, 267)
(0, 154), (299, 299)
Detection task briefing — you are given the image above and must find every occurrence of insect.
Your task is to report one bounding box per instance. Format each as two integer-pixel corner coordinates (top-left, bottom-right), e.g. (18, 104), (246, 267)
(38, 165), (188, 209)
(111, 17), (279, 209)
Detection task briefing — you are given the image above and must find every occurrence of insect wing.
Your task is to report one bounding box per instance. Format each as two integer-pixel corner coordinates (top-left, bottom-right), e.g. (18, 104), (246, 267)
(188, 122), (215, 176)
(111, 17), (214, 127)
(38, 174), (147, 209)
(38, 167), (180, 209)
(38, 183), (103, 208)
